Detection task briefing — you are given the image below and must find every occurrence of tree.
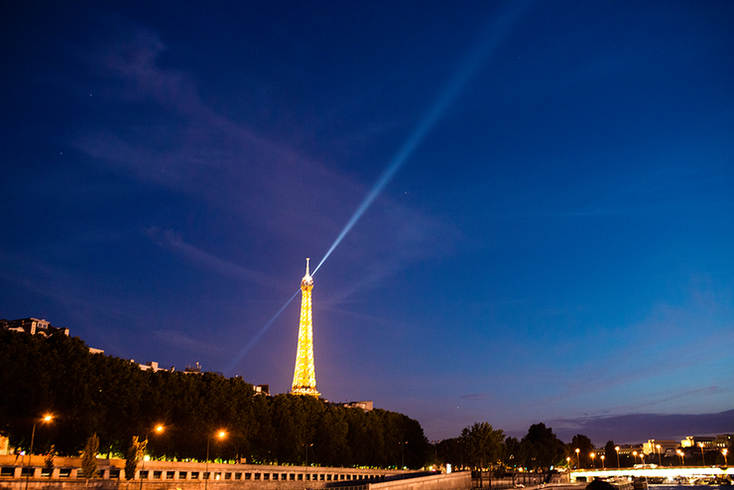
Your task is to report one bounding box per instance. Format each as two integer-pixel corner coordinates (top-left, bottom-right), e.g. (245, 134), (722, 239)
(503, 437), (521, 470)
(0, 330), (432, 467)
(520, 423), (565, 470)
(314, 407), (349, 466)
(461, 422), (504, 487)
(604, 441), (617, 468)
(250, 394), (275, 463)
(124, 436), (146, 480)
(436, 437), (464, 470)
(44, 445), (55, 477)
(570, 434), (594, 469)
(81, 433), (99, 479)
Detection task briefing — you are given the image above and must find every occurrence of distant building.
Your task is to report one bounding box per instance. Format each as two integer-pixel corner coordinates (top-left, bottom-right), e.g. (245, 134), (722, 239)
(643, 439), (678, 456)
(715, 434), (733, 449)
(184, 362), (203, 374)
(343, 401), (374, 411)
(616, 444), (643, 456)
(0, 317), (69, 337)
(2, 317), (105, 353)
(254, 385), (270, 396)
(136, 360), (174, 373)
(681, 436), (715, 449)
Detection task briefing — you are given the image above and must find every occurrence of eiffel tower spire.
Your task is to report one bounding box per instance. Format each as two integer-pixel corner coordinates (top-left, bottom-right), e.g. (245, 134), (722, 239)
(291, 258), (320, 397)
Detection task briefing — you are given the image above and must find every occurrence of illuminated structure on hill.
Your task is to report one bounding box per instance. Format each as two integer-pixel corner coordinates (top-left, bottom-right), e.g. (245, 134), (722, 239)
(291, 258), (320, 397)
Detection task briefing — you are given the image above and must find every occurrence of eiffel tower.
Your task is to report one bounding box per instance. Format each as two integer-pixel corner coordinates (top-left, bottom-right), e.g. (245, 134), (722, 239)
(291, 258), (320, 397)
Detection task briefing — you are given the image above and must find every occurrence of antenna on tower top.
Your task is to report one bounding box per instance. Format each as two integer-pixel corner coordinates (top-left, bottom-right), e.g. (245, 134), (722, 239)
(305, 258), (310, 275)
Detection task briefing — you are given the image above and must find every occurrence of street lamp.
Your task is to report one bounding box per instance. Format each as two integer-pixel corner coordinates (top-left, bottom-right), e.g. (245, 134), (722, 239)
(590, 453), (596, 468)
(566, 457), (571, 469)
(722, 449), (728, 466)
(399, 441), (408, 469)
(615, 446), (620, 468)
(633, 451), (638, 465)
(601, 455), (605, 469)
(575, 448), (580, 469)
(205, 431), (226, 490)
(147, 424), (164, 453)
(676, 449), (684, 466)
(304, 443), (313, 481)
(140, 424), (164, 490)
(25, 414), (53, 490)
(698, 442), (705, 466)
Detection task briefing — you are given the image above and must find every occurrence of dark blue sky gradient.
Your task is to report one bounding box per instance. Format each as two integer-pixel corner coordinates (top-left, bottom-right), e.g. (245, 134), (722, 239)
(2, 1), (733, 443)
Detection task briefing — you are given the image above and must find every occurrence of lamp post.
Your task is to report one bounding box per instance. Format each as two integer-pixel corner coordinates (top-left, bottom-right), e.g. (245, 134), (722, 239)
(566, 457), (571, 469)
(633, 451), (638, 465)
(601, 455), (605, 469)
(575, 448), (580, 469)
(399, 441), (408, 469)
(140, 424), (164, 490)
(722, 449), (728, 466)
(615, 446), (620, 468)
(676, 449), (684, 466)
(304, 442), (313, 481)
(698, 442), (705, 466)
(205, 431), (226, 490)
(590, 453), (596, 469)
(25, 414), (53, 490)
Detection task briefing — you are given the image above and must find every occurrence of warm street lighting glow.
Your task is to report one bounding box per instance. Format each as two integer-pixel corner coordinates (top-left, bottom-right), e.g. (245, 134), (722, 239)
(615, 446), (620, 468)
(26, 414), (54, 490)
(591, 452), (596, 468)
(723, 448), (728, 466)
(576, 448), (581, 469)
(140, 424), (166, 488)
(601, 455), (605, 468)
(205, 431), (227, 490)
(698, 442), (705, 466)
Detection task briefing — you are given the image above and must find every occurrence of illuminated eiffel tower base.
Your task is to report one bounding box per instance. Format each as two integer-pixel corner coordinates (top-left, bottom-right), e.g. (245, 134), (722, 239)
(291, 258), (320, 397)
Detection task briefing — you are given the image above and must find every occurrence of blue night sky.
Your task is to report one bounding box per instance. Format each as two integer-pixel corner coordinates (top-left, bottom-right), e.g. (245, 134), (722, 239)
(2, 1), (733, 444)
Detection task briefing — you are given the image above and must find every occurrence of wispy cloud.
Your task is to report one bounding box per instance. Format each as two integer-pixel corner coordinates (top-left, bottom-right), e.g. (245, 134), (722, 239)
(147, 227), (281, 289)
(71, 21), (454, 278)
(0, 248), (152, 347)
(526, 282), (734, 421)
(152, 329), (229, 358)
(548, 408), (734, 445)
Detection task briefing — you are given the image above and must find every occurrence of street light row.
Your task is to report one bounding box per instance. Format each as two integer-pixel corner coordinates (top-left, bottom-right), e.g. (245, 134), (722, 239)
(23, 415), (228, 464)
(570, 445), (729, 469)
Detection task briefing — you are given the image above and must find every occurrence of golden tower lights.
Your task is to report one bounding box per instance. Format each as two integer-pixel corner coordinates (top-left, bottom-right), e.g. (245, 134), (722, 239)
(291, 258), (320, 397)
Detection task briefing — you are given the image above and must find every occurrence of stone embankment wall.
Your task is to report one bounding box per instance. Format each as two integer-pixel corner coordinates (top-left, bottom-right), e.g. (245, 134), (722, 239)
(0, 473), (471, 490)
(0, 455), (436, 490)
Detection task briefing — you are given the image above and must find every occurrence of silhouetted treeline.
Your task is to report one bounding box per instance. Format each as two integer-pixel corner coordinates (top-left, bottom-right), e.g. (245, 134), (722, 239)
(435, 422), (570, 473)
(0, 331), (429, 468)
